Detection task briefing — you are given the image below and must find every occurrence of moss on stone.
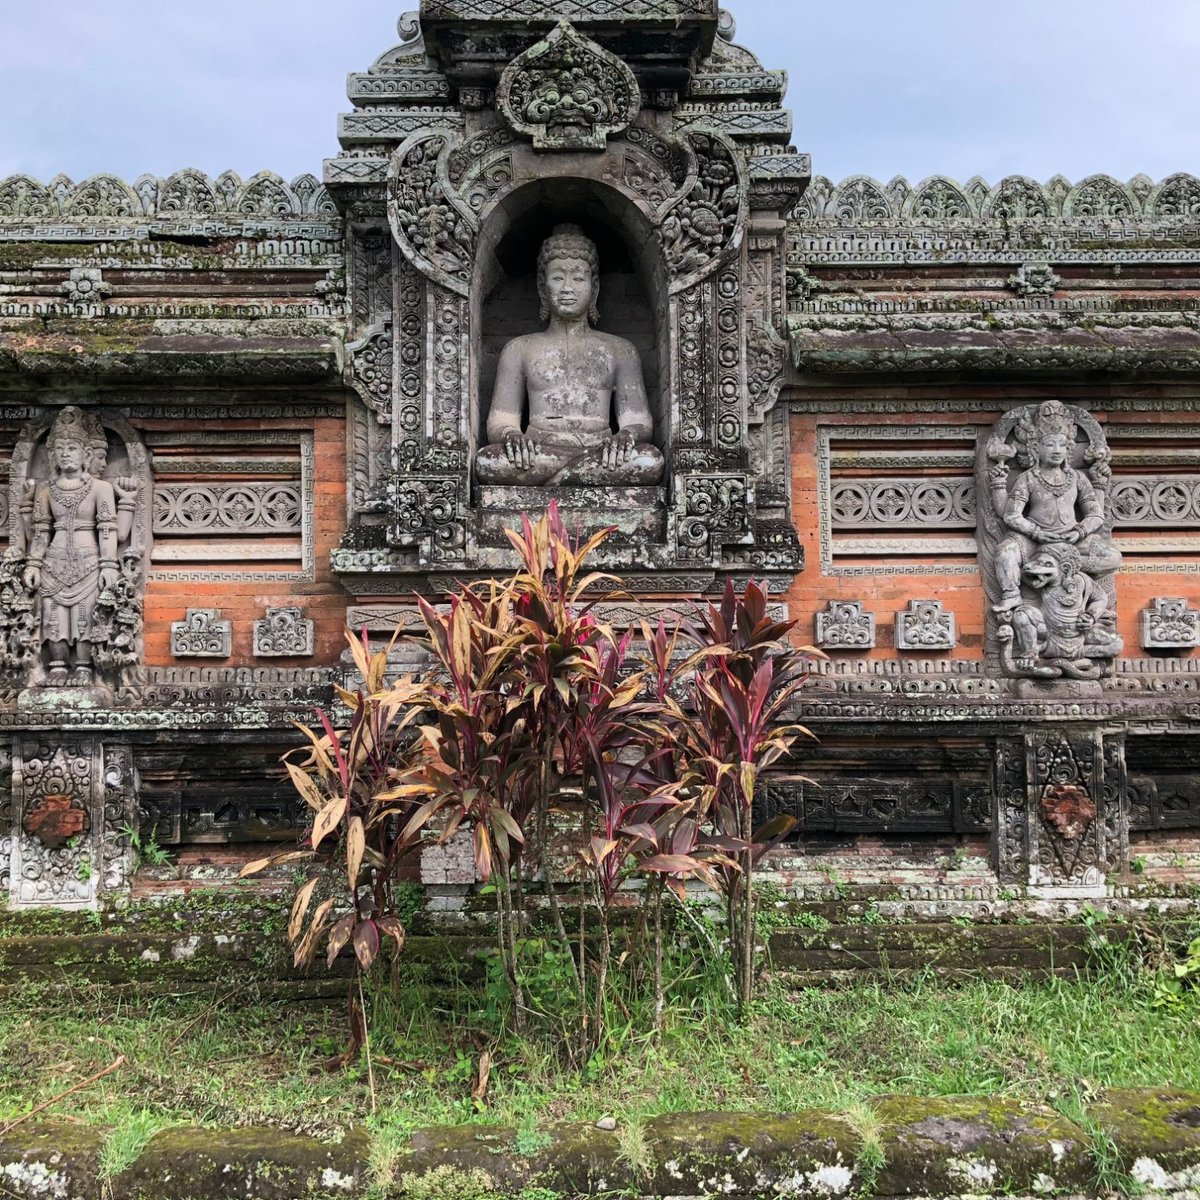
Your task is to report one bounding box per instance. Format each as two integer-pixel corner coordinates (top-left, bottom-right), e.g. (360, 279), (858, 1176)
(114, 1126), (369, 1200)
(0, 1120), (105, 1200)
(870, 1094), (1093, 1196)
(1087, 1088), (1200, 1174)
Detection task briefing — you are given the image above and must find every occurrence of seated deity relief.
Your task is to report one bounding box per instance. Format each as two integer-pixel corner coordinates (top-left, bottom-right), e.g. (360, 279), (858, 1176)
(982, 400), (1123, 681)
(475, 225), (665, 488)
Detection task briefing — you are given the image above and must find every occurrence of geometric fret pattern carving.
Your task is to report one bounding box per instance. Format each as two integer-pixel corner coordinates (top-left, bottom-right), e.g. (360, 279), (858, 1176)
(754, 775), (991, 835)
(153, 484), (302, 535)
(171, 609), (233, 659)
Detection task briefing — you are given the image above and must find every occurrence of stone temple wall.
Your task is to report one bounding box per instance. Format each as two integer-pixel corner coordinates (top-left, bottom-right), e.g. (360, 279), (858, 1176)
(0, 0), (1198, 911)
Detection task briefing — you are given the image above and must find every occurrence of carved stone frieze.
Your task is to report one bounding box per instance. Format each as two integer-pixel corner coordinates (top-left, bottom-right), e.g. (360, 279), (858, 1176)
(153, 483), (302, 536)
(253, 608), (315, 658)
(895, 600), (957, 651)
(815, 601), (875, 651)
(171, 610), (233, 659)
(497, 21), (640, 152)
(977, 401), (1123, 684)
(1141, 597), (1200, 650)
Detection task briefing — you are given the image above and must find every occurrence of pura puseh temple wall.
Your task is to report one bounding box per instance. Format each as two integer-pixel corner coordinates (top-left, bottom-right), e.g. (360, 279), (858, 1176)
(0, 0), (1197, 911)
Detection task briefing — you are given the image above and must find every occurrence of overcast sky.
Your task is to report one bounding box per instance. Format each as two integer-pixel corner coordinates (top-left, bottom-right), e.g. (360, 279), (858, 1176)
(1, 1), (1197, 187)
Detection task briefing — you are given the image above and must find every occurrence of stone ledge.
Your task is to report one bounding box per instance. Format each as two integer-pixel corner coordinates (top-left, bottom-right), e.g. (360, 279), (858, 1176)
(1, 1092), (1197, 1199)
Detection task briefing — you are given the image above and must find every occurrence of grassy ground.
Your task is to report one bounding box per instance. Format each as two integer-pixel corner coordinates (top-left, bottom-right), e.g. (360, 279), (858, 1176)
(1, 941), (1198, 1150)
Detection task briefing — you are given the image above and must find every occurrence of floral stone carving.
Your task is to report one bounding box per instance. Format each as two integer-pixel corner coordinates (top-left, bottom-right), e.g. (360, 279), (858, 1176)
(497, 21), (640, 152)
(978, 401), (1123, 682)
(253, 608), (315, 658)
(3, 407), (150, 697)
(815, 600), (875, 650)
(171, 609), (233, 659)
(895, 600), (957, 651)
(1140, 597), (1200, 650)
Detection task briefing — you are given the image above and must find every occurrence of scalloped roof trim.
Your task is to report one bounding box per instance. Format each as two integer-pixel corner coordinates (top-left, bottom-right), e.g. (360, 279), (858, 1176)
(0, 170), (337, 221)
(796, 173), (1200, 223)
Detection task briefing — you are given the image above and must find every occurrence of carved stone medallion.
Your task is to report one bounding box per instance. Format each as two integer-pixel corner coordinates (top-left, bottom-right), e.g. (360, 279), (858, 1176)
(497, 21), (641, 152)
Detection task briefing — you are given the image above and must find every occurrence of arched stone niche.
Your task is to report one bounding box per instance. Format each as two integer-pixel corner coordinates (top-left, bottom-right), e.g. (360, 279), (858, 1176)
(471, 178), (670, 462)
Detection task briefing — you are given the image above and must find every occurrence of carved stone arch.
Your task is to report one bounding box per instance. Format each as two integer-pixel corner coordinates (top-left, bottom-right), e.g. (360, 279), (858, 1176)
(829, 176), (893, 221)
(63, 174), (142, 219)
(905, 176), (975, 221)
(158, 169), (220, 215)
(1044, 174), (1070, 215)
(981, 176), (1050, 221)
(471, 175), (670, 455)
(1150, 173), (1200, 218)
(236, 172), (296, 216)
(213, 171), (242, 209)
(1063, 175), (1138, 220)
(0, 175), (56, 220)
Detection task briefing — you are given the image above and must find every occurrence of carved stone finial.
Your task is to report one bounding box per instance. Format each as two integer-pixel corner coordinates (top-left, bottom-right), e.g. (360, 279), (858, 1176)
(497, 20), (640, 152)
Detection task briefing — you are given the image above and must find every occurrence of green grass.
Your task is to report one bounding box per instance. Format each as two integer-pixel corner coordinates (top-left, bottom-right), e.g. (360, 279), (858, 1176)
(1, 952), (1197, 1146)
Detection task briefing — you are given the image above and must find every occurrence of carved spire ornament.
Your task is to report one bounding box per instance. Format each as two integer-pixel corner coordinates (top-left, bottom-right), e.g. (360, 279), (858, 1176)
(497, 20), (641, 152)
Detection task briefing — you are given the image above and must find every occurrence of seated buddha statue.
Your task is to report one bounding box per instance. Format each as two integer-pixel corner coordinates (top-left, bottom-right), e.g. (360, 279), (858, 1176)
(475, 225), (665, 487)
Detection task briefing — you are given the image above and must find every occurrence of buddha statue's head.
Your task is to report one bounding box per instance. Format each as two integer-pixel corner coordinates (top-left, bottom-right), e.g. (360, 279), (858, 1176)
(538, 224), (601, 326)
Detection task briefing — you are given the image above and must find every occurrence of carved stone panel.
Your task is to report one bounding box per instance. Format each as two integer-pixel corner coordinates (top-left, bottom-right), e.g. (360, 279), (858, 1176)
(497, 21), (641, 152)
(8, 737), (107, 910)
(977, 401), (1122, 684)
(253, 608), (315, 658)
(815, 601), (875, 651)
(4, 408), (151, 699)
(895, 600), (957, 651)
(1141, 597), (1200, 650)
(171, 609), (233, 659)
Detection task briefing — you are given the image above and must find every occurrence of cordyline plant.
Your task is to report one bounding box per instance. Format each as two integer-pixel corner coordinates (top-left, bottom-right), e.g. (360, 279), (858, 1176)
(249, 503), (818, 1066)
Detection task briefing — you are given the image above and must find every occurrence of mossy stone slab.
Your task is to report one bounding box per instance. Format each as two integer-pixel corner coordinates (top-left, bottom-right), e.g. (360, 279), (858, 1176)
(113, 1126), (369, 1200)
(0, 1121), (104, 1200)
(645, 1109), (860, 1199)
(869, 1095), (1092, 1196)
(1087, 1088), (1200, 1187)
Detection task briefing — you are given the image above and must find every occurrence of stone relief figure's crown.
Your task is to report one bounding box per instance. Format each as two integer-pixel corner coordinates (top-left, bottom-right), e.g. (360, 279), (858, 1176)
(1013, 399), (1076, 466)
(47, 406), (91, 453)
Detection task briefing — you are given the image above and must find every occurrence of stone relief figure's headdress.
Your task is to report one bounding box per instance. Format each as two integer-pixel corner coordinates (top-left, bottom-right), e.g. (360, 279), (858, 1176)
(82, 410), (108, 469)
(538, 223), (601, 325)
(1014, 400), (1077, 468)
(46, 406), (91, 457)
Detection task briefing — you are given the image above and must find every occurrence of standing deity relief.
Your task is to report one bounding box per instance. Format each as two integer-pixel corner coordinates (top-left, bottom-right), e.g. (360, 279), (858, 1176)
(1, 407), (150, 701)
(978, 400), (1123, 682)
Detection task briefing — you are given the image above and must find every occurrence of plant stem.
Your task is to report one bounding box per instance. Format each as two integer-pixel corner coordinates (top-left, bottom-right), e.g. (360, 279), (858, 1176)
(357, 973), (377, 1115)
